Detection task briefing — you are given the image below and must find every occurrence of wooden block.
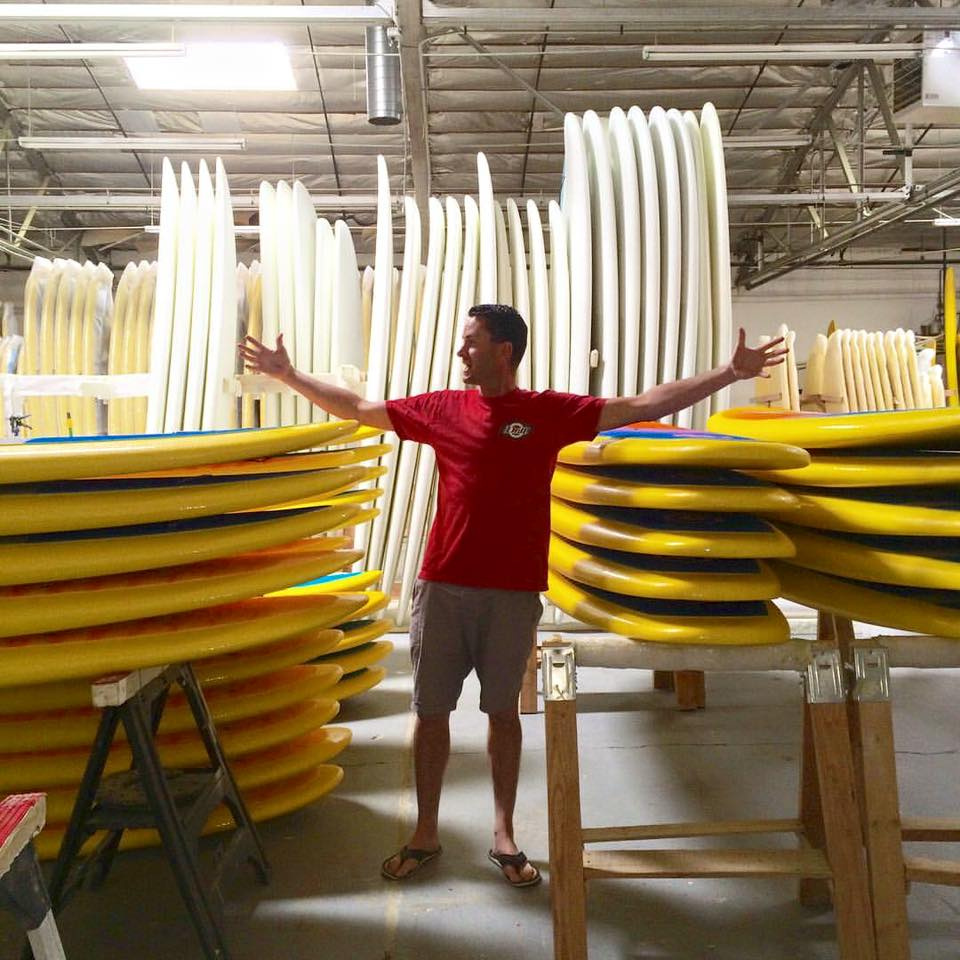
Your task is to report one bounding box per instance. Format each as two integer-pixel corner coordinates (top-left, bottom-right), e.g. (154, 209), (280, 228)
(582, 818), (802, 844)
(0, 794), (46, 878)
(582, 847), (832, 880)
(545, 697), (588, 960)
(652, 670), (675, 691)
(675, 670), (705, 710)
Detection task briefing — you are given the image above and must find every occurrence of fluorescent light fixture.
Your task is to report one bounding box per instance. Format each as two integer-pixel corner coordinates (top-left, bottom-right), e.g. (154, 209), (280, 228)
(126, 42), (296, 91)
(642, 43), (923, 63)
(724, 135), (813, 149)
(19, 136), (245, 152)
(0, 42), (185, 60)
(933, 217), (960, 227)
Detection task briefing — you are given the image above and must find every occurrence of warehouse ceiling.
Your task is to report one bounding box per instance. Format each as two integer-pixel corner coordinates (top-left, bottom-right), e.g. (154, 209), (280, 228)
(1, 0), (960, 286)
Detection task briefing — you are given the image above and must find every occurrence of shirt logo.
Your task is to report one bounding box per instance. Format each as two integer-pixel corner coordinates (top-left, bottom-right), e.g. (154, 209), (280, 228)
(500, 421), (533, 440)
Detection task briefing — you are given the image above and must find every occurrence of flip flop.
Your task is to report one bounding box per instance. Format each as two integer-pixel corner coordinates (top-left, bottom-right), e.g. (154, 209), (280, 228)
(487, 849), (542, 888)
(380, 845), (442, 881)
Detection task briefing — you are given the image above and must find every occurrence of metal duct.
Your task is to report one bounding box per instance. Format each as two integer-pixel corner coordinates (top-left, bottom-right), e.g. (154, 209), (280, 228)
(365, 25), (401, 125)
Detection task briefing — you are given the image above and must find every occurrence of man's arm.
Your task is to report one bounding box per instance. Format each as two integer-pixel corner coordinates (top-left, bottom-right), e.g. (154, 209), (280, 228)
(597, 328), (787, 432)
(238, 334), (393, 431)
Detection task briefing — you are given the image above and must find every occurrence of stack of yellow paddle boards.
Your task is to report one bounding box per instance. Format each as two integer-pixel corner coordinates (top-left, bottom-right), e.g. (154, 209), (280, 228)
(547, 424), (809, 645)
(711, 406), (960, 638)
(0, 421), (394, 858)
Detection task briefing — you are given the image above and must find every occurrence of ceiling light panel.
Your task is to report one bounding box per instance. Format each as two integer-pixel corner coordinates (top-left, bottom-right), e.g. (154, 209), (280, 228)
(125, 42), (296, 91)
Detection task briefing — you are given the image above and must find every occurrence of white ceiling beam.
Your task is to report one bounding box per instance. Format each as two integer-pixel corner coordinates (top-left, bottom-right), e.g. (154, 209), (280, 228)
(0, 194), (379, 211)
(396, 0), (430, 253)
(421, 1), (960, 29)
(0, 4), (395, 25)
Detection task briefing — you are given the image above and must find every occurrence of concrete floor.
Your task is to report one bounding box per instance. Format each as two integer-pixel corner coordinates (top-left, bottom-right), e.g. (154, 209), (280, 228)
(2, 633), (959, 960)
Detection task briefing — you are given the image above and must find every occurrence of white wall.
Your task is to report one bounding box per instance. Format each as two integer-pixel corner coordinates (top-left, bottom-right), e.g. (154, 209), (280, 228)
(729, 263), (942, 406)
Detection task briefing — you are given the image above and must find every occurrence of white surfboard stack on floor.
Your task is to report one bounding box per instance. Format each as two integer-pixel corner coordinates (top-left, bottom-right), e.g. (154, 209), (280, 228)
(754, 324), (947, 412)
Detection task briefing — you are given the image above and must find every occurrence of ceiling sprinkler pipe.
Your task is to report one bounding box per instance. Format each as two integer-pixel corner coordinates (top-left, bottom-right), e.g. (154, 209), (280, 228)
(366, 24), (401, 125)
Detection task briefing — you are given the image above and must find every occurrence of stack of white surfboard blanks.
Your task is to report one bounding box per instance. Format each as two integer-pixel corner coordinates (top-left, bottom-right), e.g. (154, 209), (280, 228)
(750, 325), (799, 412)
(365, 196), (422, 584)
(548, 425), (804, 645)
(239, 260), (263, 429)
(800, 327), (946, 413)
(14, 258), (115, 440)
(145, 157), (179, 434)
(0, 422), (399, 855)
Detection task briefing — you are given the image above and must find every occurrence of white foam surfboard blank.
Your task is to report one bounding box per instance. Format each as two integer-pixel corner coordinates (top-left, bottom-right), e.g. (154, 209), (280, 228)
(526, 199), (550, 392)
(506, 198), (531, 390)
(547, 200), (570, 393)
(563, 113), (592, 394)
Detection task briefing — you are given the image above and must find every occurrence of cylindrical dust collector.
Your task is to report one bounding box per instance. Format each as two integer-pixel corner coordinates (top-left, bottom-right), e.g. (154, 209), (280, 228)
(365, 25), (401, 125)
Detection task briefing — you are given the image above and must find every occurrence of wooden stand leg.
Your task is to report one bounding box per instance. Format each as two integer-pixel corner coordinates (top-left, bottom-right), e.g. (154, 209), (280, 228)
(809, 698), (878, 960)
(799, 698), (832, 907)
(543, 644), (587, 960)
(674, 671), (706, 711)
(848, 647), (910, 960)
(652, 670), (675, 692)
(520, 638), (539, 715)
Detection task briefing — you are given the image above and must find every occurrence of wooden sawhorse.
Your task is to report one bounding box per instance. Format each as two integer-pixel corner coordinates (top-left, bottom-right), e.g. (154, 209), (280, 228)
(541, 634), (877, 960)
(815, 615), (960, 960)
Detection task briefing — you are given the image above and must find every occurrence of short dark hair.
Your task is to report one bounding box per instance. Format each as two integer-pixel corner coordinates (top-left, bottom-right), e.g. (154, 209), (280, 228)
(468, 303), (528, 369)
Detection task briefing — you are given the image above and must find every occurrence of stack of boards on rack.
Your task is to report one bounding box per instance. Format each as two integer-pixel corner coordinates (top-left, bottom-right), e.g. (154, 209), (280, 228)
(0, 421), (393, 858)
(710, 406), (960, 638)
(364, 102), (735, 624)
(756, 322), (949, 413)
(544, 424), (809, 646)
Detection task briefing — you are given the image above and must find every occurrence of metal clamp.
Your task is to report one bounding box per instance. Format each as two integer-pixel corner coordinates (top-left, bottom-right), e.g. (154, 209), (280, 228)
(805, 649), (846, 704)
(541, 643), (577, 702)
(852, 646), (891, 703)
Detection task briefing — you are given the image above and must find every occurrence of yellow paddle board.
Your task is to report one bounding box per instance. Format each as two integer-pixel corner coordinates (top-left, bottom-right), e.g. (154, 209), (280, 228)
(547, 569), (790, 645)
(0, 698), (339, 791)
(0, 421), (360, 484)
(709, 406), (960, 450)
(0, 463), (380, 536)
(744, 450), (960, 488)
(0, 542), (363, 640)
(771, 561), (960, 638)
(0, 501), (373, 586)
(42, 728), (351, 824)
(548, 533), (781, 601)
(268, 569), (382, 597)
(332, 616), (393, 653)
(34, 765), (344, 860)
(552, 464), (798, 513)
(332, 665), (387, 701)
(314, 639), (393, 675)
(0, 629), (344, 715)
(0, 664), (342, 753)
(113, 442), (392, 480)
(551, 497), (795, 558)
(946, 267), (958, 408)
(770, 488), (960, 537)
(1, 501), (374, 587)
(775, 523), (960, 591)
(559, 424), (809, 470)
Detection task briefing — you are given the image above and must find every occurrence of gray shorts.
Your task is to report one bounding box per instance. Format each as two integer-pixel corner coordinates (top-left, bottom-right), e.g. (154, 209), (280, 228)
(409, 579), (543, 715)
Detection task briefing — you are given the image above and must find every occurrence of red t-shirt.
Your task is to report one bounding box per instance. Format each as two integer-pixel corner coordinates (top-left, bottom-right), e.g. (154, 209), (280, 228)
(386, 388), (605, 591)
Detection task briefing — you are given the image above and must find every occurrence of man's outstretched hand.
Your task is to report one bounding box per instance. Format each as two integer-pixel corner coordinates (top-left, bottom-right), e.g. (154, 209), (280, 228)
(729, 328), (788, 380)
(238, 334), (293, 380)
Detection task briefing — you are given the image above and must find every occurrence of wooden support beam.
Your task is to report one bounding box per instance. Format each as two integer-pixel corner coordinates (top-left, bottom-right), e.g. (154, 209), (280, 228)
(582, 818), (802, 844)
(583, 848), (832, 880)
(904, 857), (960, 887)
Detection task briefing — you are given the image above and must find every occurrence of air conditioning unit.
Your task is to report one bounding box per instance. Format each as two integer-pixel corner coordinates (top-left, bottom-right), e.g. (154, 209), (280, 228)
(894, 31), (960, 123)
